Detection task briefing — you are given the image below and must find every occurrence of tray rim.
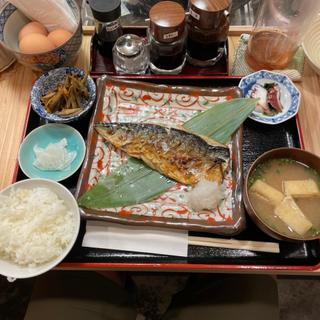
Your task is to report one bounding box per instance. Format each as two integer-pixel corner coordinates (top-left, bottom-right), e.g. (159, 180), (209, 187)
(57, 260), (320, 272)
(76, 75), (246, 234)
(13, 77), (320, 273)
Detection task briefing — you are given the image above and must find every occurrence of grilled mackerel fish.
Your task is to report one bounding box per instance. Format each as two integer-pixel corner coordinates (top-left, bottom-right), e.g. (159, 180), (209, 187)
(95, 123), (230, 185)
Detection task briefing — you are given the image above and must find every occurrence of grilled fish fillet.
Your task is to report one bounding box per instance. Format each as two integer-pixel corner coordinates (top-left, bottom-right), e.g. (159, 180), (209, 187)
(95, 123), (230, 185)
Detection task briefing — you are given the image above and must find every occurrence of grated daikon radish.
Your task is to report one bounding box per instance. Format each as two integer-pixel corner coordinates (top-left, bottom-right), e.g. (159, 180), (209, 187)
(187, 180), (224, 211)
(33, 138), (76, 171)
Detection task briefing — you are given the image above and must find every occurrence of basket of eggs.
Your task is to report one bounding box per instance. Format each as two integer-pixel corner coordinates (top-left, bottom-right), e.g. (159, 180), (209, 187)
(0, 0), (82, 72)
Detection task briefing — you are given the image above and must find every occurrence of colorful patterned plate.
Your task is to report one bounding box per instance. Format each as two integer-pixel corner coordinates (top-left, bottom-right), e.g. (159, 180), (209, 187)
(239, 70), (301, 125)
(76, 77), (245, 235)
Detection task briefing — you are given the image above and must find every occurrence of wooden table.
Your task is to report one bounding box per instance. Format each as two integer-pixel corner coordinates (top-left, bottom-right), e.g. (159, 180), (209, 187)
(0, 29), (319, 274)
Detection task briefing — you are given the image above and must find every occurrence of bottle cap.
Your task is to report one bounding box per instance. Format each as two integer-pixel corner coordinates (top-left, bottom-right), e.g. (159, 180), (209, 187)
(88, 0), (121, 23)
(189, 0), (231, 30)
(115, 34), (144, 57)
(149, 1), (185, 43)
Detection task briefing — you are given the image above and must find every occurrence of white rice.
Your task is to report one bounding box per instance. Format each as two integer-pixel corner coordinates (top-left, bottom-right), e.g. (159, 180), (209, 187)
(0, 187), (74, 267)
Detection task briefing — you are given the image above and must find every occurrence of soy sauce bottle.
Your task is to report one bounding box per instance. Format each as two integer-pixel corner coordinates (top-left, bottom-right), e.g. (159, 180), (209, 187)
(148, 1), (186, 74)
(89, 0), (123, 57)
(187, 0), (231, 66)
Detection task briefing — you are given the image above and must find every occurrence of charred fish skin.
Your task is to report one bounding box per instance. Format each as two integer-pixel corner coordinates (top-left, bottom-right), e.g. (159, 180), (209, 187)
(95, 123), (230, 185)
(95, 123), (229, 158)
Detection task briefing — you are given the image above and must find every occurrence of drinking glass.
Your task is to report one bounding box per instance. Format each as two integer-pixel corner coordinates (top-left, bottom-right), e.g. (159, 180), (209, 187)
(245, 0), (320, 70)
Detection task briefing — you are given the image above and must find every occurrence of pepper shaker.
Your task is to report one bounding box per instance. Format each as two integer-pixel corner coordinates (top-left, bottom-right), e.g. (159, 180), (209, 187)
(148, 1), (187, 74)
(88, 0), (123, 57)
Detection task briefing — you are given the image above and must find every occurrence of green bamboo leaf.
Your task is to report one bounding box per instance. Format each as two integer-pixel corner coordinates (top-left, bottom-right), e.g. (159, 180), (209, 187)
(185, 98), (258, 143)
(78, 158), (174, 208)
(78, 98), (257, 209)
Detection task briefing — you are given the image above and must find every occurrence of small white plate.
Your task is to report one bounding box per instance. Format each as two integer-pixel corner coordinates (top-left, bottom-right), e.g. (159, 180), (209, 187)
(239, 70), (301, 125)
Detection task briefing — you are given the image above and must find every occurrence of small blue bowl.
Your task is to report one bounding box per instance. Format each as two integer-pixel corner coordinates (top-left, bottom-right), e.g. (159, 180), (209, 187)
(19, 124), (86, 181)
(239, 70), (301, 125)
(30, 67), (96, 123)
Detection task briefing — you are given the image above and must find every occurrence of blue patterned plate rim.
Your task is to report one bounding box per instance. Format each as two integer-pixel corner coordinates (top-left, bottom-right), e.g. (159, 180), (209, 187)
(239, 70), (301, 125)
(30, 67), (96, 123)
(18, 123), (86, 181)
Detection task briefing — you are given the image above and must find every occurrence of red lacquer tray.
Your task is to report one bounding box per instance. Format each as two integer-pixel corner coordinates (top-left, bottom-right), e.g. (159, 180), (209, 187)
(14, 77), (320, 273)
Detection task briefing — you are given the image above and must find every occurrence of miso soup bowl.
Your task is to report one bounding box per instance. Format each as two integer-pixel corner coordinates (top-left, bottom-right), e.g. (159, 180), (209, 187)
(243, 147), (320, 242)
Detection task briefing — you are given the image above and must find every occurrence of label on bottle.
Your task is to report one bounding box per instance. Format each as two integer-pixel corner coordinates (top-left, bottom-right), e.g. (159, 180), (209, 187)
(163, 31), (178, 40)
(105, 21), (120, 32)
(190, 8), (200, 20)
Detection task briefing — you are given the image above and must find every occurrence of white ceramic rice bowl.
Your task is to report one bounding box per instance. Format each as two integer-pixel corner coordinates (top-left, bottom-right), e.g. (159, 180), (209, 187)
(0, 178), (80, 279)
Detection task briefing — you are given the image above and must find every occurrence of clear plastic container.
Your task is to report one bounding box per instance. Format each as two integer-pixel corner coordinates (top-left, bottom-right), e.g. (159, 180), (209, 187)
(245, 0), (320, 70)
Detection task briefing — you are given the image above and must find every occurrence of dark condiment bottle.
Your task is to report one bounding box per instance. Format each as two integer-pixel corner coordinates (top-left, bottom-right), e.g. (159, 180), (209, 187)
(187, 0), (231, 66)
(88, 0), (123, 57)
(148, 1), (187, 74)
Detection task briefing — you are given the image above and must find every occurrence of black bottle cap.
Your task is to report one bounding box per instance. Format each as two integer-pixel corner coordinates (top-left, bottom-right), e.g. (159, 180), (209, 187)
(88, 0), (121, 22)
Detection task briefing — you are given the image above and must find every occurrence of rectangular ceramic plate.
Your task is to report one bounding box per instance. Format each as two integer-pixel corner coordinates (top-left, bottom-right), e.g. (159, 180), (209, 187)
(76, 76), (245, 234)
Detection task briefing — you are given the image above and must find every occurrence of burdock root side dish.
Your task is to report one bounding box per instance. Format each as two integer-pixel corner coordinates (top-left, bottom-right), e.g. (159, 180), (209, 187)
(40, 71), (89, 116)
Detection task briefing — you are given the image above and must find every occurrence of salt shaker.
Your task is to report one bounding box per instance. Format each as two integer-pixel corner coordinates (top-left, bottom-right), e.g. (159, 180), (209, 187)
(112, 34), (149, 74)
(187, 0), (231, 67)
(148, 1), (186, 75)
(88, 0), (123, 57)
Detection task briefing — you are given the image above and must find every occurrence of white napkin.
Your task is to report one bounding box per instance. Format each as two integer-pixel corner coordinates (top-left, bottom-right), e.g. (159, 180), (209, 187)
(82, 221), (188, 257)
(8, 0), (78, 32)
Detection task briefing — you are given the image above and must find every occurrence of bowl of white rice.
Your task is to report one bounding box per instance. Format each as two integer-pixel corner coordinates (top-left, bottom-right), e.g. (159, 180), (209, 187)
(0, 178), (80, 279)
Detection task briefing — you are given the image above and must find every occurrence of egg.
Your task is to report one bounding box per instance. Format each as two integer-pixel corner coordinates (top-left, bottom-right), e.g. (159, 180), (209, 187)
(18, 21), (48, 41)
(19, 33), (55, 54)
(47, 29), (72, 48)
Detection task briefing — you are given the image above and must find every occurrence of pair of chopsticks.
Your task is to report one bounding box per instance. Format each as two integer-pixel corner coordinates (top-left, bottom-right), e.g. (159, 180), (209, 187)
(188, 236), (280, 253)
